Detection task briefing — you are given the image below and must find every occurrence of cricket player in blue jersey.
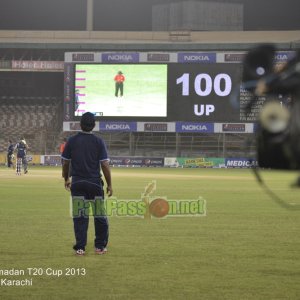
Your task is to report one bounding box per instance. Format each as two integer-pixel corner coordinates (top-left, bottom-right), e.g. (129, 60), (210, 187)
(61, 112), (113, 256)
(15, 138), (28, 175)
(7, 140), (14, 168)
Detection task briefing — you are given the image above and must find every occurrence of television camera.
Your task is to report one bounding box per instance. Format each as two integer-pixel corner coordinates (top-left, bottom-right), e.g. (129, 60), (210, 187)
(242, 44), (300, 170)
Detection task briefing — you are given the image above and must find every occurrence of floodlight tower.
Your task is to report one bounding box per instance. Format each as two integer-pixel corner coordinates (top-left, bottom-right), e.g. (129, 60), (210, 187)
(86, 0), (94, 31)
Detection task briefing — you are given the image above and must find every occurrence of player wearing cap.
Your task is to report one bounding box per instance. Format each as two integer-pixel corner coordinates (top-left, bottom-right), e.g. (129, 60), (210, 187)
(61, 112), (113, 256)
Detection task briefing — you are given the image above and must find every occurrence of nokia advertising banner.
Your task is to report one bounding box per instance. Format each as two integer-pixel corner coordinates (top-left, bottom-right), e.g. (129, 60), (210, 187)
(102, 53), (140, 63)
(175, 122), (214, 133)
(99, 122), (137, 132)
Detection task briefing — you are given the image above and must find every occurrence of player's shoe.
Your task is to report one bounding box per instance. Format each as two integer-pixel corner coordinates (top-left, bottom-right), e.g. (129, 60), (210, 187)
(24, 170), (28, 174)
(95, 247), (107, 255)
(75, 249), (85, 256)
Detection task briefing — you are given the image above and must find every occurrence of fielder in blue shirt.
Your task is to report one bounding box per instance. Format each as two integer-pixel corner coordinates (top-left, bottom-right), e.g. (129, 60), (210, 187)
(61, 112), (113, 256)
(14, 138), (29, 175)
(7, 140), (14, 168)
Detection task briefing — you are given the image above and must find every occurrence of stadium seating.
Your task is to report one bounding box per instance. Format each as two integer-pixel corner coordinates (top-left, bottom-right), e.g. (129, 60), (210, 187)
(0, 97), (63, 154)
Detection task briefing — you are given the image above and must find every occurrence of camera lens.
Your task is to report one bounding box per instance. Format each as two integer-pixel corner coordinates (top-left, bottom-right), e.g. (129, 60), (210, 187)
(260, 101), (290, 133)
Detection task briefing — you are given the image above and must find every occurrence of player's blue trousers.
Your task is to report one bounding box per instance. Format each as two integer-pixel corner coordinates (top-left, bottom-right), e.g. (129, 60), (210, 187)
(71, 179), (109, 251)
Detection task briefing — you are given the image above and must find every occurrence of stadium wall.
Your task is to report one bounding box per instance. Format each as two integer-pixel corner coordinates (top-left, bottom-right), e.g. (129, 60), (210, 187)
(0, 30), (300, 51)
(0, 154), (257, 169)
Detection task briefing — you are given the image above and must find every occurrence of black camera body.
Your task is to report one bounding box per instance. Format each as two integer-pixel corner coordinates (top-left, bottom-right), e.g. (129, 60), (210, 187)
(242, 45), (300, 170)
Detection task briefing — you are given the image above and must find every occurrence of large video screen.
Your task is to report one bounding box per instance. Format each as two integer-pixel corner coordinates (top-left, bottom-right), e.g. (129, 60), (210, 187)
(74, 64), (167, 117)
(73, 63), (242, 121)
(65, 51), (293, 123)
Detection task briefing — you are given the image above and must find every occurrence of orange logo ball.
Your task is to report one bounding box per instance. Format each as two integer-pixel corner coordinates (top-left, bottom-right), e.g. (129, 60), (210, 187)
(149, 198), (169, 218)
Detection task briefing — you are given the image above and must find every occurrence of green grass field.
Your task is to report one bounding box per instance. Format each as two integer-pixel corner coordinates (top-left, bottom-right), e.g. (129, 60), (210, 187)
(0, 166), (300, 299)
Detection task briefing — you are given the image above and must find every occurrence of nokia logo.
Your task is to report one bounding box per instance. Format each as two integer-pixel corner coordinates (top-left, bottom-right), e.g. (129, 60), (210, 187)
(107, 54), (133, 61)
(178, 53), (215, 63)
(176, 122), (213, 133)
(100, 122), (136, 131)
(184, 55), (210, 61)
(105, 124), (130, 130)
(102, 53), (139, 62)
(182, 125), (208, 131)
(274, 54), (288, 61)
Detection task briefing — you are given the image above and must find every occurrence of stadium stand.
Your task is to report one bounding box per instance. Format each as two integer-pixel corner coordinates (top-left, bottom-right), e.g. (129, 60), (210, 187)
(0, 96), (63, 154)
